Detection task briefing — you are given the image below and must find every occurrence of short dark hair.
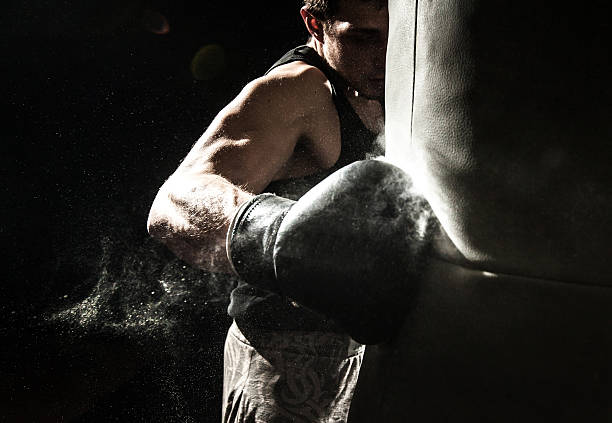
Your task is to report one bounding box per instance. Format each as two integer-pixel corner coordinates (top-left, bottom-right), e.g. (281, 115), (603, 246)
(302, 0), (339, 21)
(303, 0), (385, 21)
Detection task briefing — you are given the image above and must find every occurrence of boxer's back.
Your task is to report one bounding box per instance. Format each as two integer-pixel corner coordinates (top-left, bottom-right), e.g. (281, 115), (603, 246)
(386, 0), (612, 284)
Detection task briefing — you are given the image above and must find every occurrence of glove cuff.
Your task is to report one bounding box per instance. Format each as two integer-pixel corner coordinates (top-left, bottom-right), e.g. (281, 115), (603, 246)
(227, 193), (294, 291)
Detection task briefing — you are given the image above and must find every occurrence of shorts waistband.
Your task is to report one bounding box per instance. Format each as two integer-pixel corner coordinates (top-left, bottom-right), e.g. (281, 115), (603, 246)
(229, 320), (364, 358)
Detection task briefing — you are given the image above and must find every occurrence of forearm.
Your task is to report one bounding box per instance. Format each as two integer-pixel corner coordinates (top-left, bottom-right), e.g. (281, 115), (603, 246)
(147, 172), (253, 272)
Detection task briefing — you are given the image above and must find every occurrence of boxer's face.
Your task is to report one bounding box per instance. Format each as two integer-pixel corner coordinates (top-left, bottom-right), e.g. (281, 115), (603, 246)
(323, 0), (388, 101)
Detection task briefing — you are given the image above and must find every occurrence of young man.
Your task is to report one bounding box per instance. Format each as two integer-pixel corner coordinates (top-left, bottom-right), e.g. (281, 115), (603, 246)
(148, 0), (389, 421)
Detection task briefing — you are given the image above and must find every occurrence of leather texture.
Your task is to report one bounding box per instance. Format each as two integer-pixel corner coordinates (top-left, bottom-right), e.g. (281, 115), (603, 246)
(349, 0), (612, 420)
(274, 160), (435, 344)
(385, 0), (612, 284)
(230, 194), (294, 290)
(350, 256), (612, 422)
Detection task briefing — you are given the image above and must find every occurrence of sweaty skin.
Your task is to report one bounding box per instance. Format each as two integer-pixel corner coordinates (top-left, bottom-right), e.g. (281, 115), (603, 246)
(147, 1), (387, 273)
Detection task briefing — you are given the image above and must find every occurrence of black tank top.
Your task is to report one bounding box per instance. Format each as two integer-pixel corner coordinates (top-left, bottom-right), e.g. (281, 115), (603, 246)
(228, 46), (381, 332)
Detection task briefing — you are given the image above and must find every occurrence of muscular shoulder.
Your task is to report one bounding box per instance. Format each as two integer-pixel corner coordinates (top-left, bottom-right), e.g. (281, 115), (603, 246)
(239, 61), (335, 123)
(189, 60), (341, 190)
(212, 63), (336, 147)
(264, 61), (330, 92)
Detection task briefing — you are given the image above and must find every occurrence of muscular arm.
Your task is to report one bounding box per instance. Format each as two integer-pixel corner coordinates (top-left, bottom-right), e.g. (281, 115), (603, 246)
(147, 64), (338, 272)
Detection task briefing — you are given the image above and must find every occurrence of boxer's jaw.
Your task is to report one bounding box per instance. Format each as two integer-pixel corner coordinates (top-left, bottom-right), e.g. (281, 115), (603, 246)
(317, 0), (389, 102)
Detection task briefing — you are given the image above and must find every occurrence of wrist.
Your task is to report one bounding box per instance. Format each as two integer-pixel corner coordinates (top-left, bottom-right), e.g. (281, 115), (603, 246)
(226, 196), (257, 277)
(226, 194), (295, 290)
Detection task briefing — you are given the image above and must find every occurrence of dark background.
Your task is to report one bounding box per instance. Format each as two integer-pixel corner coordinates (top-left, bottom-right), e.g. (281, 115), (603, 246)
(3, 1), (305, 421)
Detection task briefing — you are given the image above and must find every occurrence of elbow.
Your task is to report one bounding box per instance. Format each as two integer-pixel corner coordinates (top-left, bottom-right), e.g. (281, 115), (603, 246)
(147, 208), (168, 242)
(146, 187), (173, 242)
(146, 211), (164, 240)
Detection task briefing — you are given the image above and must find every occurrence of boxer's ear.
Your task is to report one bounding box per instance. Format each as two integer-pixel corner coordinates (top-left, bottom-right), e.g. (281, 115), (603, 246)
(300, 7), (324, 42)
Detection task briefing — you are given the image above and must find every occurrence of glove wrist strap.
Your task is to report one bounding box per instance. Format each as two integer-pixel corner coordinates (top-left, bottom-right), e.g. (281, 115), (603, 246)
(227, 193), (294, 291)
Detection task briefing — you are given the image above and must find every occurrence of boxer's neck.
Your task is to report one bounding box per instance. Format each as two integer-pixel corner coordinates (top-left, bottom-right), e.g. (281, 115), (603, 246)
(307, 38), (384, 134)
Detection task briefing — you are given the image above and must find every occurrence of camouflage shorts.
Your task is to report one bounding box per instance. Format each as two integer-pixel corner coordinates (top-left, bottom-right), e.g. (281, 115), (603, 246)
(222, 321), (365, 423)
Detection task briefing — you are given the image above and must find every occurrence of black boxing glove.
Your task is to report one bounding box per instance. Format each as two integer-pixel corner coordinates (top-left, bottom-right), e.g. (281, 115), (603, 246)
(226, 193), (294, 291)
(227, 159), (436, 344)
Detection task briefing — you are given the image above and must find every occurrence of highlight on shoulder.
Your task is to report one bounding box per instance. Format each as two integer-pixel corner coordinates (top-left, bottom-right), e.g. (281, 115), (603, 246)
(261, 61), (333, 101)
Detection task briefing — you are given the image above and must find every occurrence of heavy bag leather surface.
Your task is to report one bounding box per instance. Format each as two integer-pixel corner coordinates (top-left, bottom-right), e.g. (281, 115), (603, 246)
(385, 0), (612, 284)
(349, 1), (612, 420)
(350, 257), (612, 422)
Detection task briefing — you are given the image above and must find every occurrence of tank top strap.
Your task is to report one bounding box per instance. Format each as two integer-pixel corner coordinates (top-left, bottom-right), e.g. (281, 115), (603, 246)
(264, 45), (378, 170)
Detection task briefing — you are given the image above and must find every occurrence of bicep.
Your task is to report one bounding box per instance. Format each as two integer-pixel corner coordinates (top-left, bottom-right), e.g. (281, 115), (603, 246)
(178, 78), (305, 193)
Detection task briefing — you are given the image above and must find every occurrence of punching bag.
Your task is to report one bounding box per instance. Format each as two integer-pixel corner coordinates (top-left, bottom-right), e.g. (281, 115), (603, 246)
(350, 1), (612, 421)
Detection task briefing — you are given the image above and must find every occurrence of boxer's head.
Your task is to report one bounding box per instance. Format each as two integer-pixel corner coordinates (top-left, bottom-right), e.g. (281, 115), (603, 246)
(301, 0), (388, 101)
